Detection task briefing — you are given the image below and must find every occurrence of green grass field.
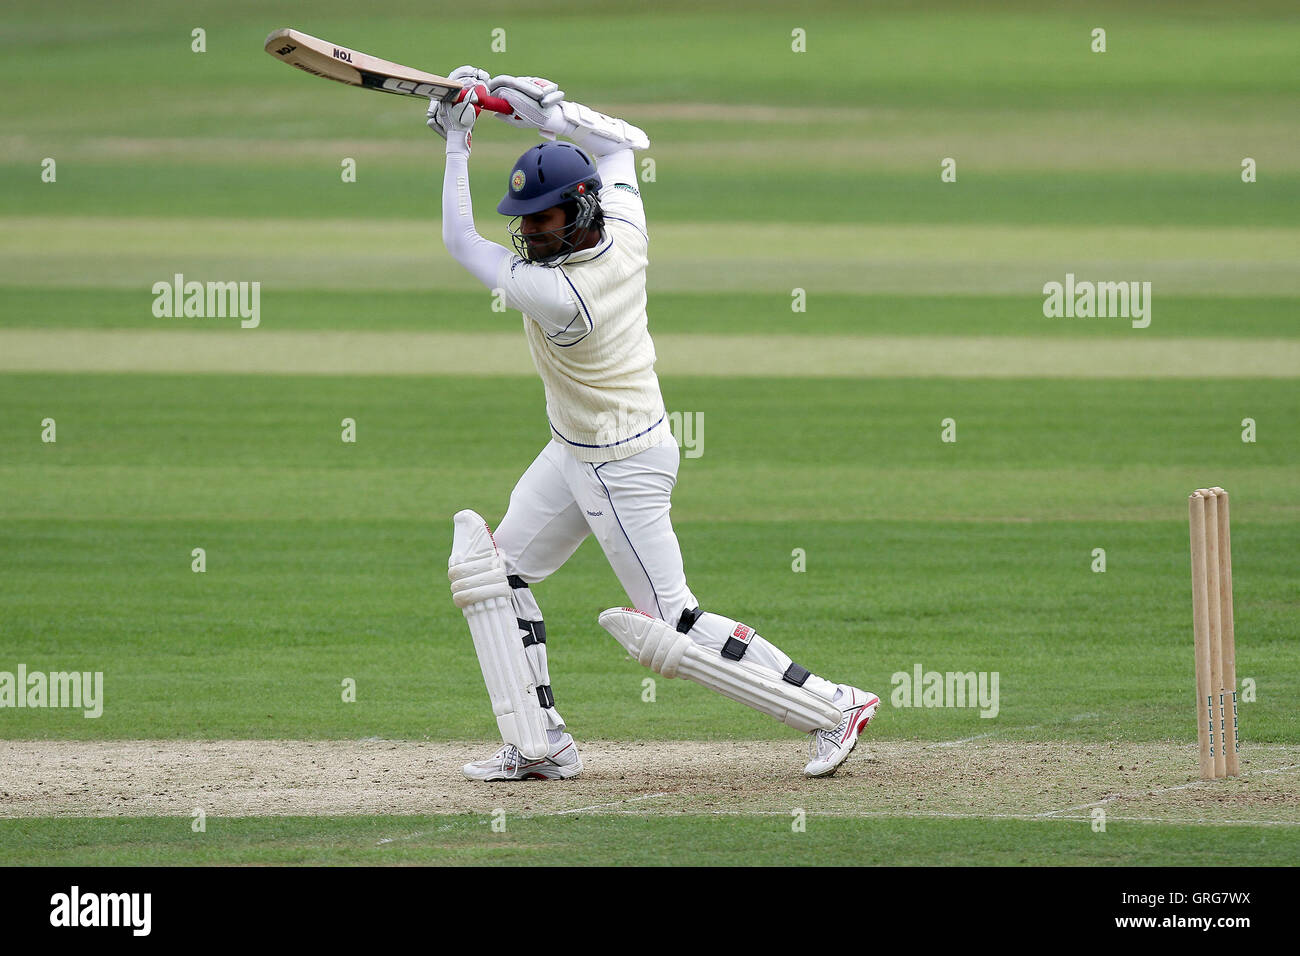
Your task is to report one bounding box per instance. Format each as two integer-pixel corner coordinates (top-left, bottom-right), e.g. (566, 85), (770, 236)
(1, 0), (1297, 866)
(5, 813), (1298, 867)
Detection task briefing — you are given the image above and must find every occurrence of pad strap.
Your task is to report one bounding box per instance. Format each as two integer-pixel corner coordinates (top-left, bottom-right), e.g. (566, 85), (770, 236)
(518, 619), (547, 647)
(783, 663), (811, 687)
(721, 622), (755, 661)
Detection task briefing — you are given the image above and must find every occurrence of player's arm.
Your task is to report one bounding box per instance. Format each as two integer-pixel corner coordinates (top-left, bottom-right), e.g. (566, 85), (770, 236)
(427, 67), (511, 290)
(594, 149), (646, 238)
(536, 100), (648, 234)
(427, 73), (591, 344)
(442, 145), (590, 343)
(440, 140), (511, 289)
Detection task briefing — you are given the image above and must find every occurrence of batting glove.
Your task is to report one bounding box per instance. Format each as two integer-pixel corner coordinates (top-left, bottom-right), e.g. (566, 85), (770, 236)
(489, 74), (566, 140)
(427, 65), (490, 146)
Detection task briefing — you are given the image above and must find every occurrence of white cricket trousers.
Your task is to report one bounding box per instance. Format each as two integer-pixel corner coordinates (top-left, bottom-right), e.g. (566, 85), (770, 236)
(491, 437), (831, 732)
(496, 437), (698, 625)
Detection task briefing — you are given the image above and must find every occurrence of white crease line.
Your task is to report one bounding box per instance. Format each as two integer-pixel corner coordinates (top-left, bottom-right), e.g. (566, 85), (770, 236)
(1038, 762), (1300, 818)
(377, 832), (425, 845)
(923, 723), (1056, 749)
(1247, 763), (1300, 777)
(553, 792), (670, 815)
(376, 821), (470, 845)
(1040, 781), (1202, 817)
(927, 733), (997, 749)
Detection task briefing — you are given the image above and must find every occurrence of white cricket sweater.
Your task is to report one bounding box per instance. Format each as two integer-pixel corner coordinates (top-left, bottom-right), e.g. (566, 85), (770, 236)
(521, 178), (669, 462)
(441, 140), (668, 463)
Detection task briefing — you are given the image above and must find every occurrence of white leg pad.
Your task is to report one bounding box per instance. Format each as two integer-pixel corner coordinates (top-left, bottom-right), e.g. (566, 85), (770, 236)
(598, 608), (841, 733)
(449, 510), (549, 760)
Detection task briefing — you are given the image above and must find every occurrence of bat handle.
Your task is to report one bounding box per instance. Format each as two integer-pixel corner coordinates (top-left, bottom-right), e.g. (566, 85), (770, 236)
(477, 93), (514, 115)
(455, 85), (514, 116)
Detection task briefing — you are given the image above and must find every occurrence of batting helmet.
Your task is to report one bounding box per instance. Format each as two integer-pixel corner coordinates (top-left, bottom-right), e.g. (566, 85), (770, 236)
(498, 142), (603, 265)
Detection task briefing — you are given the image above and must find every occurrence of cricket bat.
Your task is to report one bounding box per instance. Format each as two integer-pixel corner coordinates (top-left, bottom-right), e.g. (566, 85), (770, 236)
(264, 28), (513, 114)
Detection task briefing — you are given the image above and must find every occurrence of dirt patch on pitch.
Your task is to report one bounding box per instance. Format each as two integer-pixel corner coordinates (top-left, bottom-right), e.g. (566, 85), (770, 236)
(1, 739), (1296, 825)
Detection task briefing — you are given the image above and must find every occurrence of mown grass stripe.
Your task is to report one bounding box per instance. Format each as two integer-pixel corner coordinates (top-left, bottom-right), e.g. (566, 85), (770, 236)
(2, 218), (1296, 295)
(2, 329), (1297, 377)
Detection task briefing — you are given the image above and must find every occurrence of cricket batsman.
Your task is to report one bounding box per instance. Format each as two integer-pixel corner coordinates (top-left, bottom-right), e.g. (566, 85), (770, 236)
(429, 69), (878, 779)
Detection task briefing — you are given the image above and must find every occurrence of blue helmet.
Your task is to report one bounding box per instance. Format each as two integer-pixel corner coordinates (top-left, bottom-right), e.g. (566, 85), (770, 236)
(498, 142), (603, 264)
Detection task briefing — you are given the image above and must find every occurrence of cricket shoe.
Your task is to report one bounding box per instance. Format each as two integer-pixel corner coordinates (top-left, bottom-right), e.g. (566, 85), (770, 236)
(462, 734), (583, 782)
(804, 686), (879, 777)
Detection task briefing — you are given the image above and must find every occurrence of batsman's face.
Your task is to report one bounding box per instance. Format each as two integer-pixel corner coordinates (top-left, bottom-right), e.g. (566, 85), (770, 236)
(519, 205), (569, 261)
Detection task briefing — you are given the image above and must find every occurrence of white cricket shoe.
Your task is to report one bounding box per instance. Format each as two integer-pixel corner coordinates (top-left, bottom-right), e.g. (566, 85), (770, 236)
(804, 686), (879, 777)
(462, 734), (583, 782)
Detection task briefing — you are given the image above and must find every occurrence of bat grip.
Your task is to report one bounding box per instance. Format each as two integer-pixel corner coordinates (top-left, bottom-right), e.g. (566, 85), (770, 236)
(454, 85), (514, 116)
(477, 93), (514, 115)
